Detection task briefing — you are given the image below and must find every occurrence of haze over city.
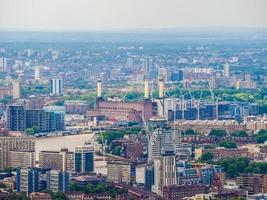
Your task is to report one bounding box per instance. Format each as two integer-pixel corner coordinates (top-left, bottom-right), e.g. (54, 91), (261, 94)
(1, 0), (267, 31)
(0, 1), (267, 200)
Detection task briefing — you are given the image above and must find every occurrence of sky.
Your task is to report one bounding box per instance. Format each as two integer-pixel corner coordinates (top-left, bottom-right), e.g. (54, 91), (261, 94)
(0, 0), (267, 31)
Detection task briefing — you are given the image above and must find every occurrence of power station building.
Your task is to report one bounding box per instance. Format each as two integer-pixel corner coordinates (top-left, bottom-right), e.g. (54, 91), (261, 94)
(87, 79), (158, 122)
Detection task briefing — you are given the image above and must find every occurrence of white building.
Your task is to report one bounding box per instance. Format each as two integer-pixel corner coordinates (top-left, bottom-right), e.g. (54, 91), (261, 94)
(50, 78), (63, 96)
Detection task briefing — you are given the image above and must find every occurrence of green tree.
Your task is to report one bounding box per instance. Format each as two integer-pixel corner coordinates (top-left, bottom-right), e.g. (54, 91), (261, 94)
(114, 146), (122, 156)
(209, 129), (227, 137)
(219, 140), (237, 148)
(183, 129), (197, 136)
(53, 191), (68, 200)
(200, 152), (213, 162)
(227, 164), (237, 178)
(231, 130), (248, 137)
(26, 128), (35, 135)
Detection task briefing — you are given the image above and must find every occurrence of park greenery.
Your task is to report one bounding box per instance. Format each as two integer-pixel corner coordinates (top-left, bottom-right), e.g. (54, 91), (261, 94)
(25, 126), (39, 135)
(208, 129), (227, 137)
(219, 140), (237, 148)
(182, 128), (197, 136)
(42, 190), (68, 200)
(200, 152), (214, 162)
(69, 182), (127, 198)
(231, 130), (248, 137)
(215, 157), (267, 178)
(97, 127), (143, 145)
(254, 129), (267, 143)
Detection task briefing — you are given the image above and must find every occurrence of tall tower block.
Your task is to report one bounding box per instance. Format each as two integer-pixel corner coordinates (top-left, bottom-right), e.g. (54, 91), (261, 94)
(97, 79), (102, 98)
(158, 78), (164, 99)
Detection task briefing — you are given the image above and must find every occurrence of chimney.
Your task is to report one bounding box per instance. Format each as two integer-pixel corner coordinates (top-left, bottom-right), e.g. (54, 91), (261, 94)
(158, 77), (164, 98)
(144, 80), (149, 99)
(97, 79), (102, 98)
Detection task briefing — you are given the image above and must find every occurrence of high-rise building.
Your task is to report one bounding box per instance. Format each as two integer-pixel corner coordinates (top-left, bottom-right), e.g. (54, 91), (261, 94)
(50, 78), (63, 96)
(46, 170), (70, 193)
(16, 168), (40, 196)
(223, 63), (230, 77)
(10, 150), (35, 169)
(161, 147), (177, 187)
(74, 145), (94, 173)
(34, 66), (41, 80)
(12, 80), (21, 99)
(145, 163), (154, 191)
(7, 105), (26, 131)
(39, 149), (74, 171)
(0, 58), (7, 72)
(148, 116), (173, 160)
(7, 105), (65, 133)
(0, 136), (35, 170)
(26, 109), (51, 132)
(152, 146), (177, 196)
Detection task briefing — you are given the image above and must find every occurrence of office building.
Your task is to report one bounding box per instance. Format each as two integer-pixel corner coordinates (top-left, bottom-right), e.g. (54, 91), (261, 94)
(50, 78), (63, 96)
(12, 80), (21, 99)
(16, 168), (40, 196)
(39, 149), (74, 171)
(7, 105), (65, 133)
(26, 109), (51, 132)
(107, 160), (135, 184)
(46, 170), (70, 193)
(65, 100), (90, 115)
(10, 150), (35, 169)
(34, 66), (41, 80)
(145, 163), (154, 191)
(0, 136), (35, 170)
(0, 57), (7, 72)
(7, 105), (26, 131)
(223, 63), (230, 77)
(74, 145), (94, 173)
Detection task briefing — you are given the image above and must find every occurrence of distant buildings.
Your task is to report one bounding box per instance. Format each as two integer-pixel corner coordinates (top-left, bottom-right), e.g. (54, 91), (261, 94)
(39, 148), (74, 171)
(237, 173), (267, 194)
(7, 105), (26, 131)
(0, 57), (7, 72)
(65, 100), (90, 115)
(10, 150), (35, 169)
(87, 79), (153, 122)
(12, 80), (21, 99)
(7, 105), (65, 132)
(74, 145), (94, 173)
(163, 184), (206, 200)
(196, 147), (250, 161)
(223, 63), (230, 77)
(50, 78), (63, 96)
(34, 66), (41, 80)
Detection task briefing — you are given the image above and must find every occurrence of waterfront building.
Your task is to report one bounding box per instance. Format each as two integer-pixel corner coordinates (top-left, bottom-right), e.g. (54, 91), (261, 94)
(74, 145), (94, 173)
(39, 148), (74, 171)
(0, 136), (35, 170)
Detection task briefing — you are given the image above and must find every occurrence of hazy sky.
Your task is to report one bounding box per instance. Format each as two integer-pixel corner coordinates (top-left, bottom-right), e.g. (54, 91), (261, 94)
(0, 0), (267, 31)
